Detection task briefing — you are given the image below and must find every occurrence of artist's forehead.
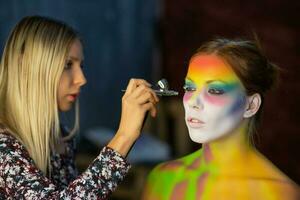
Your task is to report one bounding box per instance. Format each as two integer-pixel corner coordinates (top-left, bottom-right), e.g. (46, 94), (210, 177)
(187, 54), (240, 83)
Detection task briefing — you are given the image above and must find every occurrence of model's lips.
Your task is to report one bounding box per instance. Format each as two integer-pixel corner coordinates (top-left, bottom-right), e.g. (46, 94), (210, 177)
(186, 117), (205, 128)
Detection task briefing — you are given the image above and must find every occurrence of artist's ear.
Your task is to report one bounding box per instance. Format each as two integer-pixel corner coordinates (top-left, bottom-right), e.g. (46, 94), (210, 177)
(243, 93), (261, 118)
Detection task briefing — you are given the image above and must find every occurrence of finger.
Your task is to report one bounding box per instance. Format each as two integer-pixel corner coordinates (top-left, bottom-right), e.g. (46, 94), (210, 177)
(150, 106), (157, 117)
(131, 84), (148, 99)
(124, 78), (137, 95)
(142, 102), (157, 117)
(149, 88), (159, 102)
(132, 86), (160, 103)
(136, 92), (157, 105)
(124, 78), (151, 95)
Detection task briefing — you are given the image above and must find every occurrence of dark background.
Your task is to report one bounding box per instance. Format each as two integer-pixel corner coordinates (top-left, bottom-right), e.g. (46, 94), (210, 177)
(160, 0), (300, 185)
(0, 0), (299, 198)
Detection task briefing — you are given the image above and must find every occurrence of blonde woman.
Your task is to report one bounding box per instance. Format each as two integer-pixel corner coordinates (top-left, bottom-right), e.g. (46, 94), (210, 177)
(0, 16), (158, 199)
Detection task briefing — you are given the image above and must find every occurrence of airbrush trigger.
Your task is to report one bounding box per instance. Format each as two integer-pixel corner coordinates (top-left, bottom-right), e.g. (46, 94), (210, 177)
(156, 78), (169, 91)
(153, 78), (178, 96)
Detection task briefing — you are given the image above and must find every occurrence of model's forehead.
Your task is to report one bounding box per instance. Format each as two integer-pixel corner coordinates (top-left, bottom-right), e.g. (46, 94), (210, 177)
(187, 54), (240, 83)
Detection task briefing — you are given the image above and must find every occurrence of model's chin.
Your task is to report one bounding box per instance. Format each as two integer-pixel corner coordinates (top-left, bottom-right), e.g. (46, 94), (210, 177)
(188, 127), (226, 144)
(188, 126), (240, 144)
(188, 129), (208, 144)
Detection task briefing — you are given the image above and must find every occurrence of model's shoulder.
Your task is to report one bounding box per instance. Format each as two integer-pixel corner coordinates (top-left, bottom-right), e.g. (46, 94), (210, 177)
(238, 150), (300, 199)
(203, 177), (299, 200)
(153, 148), (203, 173)
(249, 151), (296, 183)
(243, 178), (300, 199)
(269, 181), (300, 199)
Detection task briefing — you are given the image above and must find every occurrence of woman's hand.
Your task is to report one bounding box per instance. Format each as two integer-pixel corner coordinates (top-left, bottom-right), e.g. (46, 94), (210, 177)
(108, 78), (159, 157)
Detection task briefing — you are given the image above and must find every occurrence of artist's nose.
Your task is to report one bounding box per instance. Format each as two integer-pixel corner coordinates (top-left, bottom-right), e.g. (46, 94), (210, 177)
(73, 67), (87, 87)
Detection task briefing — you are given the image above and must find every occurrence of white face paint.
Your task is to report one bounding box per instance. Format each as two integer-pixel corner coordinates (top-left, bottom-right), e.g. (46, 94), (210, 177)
(183, 54), (247, 143)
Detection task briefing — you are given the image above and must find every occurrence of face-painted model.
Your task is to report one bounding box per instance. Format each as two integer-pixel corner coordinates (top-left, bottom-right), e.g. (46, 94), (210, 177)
(142, 54), (299, 200)
(183, 54), (247, 143)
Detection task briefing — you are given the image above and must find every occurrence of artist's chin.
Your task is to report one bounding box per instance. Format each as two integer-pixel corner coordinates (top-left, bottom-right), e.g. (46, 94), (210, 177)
(58, 102), (73, 112)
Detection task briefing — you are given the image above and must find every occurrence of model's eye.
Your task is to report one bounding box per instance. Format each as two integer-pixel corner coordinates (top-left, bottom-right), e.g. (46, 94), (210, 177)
(64, 60), (73, 70)
(183, 85), (196, 92)
(208, 88), (225, 95)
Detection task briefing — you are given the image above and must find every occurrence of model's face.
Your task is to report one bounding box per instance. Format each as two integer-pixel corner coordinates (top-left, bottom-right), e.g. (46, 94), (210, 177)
(183, 54), (247, 143)
(58, 39), (86, 111)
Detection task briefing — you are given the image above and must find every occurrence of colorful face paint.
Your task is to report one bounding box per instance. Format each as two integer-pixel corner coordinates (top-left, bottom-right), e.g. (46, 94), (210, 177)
(143, 54), (299, 200)
(183, 54), (247, 143)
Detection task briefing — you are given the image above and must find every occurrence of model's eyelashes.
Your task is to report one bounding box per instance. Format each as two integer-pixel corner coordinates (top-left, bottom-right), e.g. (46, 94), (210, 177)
(183, 84), (228, 96)
(183, 85), (226, 95)
(183, 84), (196, 92)
(207, 87), (225, 95)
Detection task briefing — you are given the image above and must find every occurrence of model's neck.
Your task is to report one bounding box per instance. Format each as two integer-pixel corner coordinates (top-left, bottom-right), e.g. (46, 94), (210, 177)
(201, 120), (255, 173)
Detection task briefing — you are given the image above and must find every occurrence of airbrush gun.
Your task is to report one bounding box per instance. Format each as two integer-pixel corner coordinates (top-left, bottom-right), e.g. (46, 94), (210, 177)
(122, 78), (178, 96)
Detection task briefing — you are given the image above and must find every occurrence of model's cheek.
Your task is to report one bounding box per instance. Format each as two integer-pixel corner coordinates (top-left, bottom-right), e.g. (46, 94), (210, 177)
(205, 93), (246, 126)
(183, 91), (193, 102)
(203, 93), (231, 106)
(227, 94), (246, 115)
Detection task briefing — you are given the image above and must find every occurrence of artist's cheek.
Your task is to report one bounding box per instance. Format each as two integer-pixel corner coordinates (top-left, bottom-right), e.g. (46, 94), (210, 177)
(203, 93), (231, 106)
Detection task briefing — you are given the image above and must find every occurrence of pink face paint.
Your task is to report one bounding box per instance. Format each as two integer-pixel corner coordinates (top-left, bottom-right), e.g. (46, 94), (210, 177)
(187, 157), (202, 170)
(183, 91), (193, 102)
(203, 91), (229, 106)
(170, 180), (188, 200)
(159, 160), (184, 171)
(203, 144), (213, 162)
(196, 172), (209, 199)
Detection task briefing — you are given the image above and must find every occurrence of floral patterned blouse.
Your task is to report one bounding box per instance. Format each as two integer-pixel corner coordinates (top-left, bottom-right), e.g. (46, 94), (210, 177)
(0, 127), (131, 199)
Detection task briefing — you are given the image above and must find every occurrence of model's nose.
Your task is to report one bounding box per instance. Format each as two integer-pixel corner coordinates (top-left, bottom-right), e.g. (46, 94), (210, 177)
(188, 91), (203, 110)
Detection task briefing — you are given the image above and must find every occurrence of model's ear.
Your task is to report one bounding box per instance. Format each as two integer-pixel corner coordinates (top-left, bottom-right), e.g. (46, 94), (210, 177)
(243, 93), (261, 118)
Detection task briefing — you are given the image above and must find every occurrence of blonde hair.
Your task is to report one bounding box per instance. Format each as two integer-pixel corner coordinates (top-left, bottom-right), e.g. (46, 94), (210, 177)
(0, 16), (80, 175)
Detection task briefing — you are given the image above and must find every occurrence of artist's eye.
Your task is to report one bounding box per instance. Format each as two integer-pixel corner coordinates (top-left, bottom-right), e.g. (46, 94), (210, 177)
(64, 60), (73, 70)
(208, 88), (225, 95)
(183, 85), (196, 92)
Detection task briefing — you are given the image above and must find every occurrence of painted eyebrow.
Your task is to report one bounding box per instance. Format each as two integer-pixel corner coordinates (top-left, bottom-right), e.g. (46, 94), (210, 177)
(206, 80), (228, 84)
(185, 78), (195, 83)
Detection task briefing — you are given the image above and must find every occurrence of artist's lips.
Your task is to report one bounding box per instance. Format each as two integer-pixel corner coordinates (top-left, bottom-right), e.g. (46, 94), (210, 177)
(67, 93), (79, 101)
(186, 117), (205, 128)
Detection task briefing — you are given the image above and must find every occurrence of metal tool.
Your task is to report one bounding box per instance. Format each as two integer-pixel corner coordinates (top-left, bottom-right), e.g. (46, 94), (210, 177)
(122, 78), (178, 96)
